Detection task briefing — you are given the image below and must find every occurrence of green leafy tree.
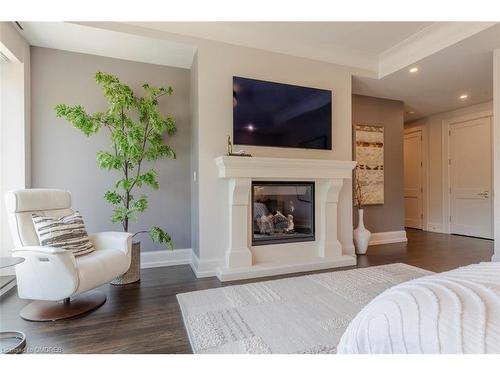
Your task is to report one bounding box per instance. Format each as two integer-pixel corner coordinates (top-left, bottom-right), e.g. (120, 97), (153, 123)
(55, 72), (175, 249)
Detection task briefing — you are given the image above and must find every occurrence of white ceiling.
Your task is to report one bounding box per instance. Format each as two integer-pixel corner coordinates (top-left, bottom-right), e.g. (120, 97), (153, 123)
(19, 22), (196, 69)
(129, 22), (433, 72)
(354, 24), (500, 122)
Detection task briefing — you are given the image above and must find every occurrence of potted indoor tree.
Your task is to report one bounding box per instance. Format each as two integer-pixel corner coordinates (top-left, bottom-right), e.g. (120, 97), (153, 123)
(353, 164), (371, 254)
(55, 72), (175, 284)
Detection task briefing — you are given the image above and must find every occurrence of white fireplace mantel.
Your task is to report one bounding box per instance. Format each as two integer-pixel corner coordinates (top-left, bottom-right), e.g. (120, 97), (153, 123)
(216, 156), (356, 180)
(215, 156), (357, 281)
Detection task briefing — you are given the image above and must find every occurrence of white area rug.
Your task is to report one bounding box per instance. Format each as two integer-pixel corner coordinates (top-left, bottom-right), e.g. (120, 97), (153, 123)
(177, 263), (432, 354)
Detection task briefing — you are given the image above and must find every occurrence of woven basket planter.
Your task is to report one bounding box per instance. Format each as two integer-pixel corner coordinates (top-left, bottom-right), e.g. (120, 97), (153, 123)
(111, 241), (141, 285)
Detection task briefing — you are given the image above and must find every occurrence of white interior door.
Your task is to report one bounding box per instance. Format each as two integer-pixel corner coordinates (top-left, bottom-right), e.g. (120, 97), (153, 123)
(449, 117), (492, 239)
(404, 130), (423, 229)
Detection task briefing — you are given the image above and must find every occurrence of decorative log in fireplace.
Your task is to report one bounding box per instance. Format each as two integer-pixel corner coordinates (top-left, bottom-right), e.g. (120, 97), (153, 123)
(252, 181), (315, 245)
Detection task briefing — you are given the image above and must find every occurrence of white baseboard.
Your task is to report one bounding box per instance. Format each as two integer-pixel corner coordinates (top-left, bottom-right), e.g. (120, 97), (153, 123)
(189, 252), (219, 278)
(139, 248), (220, 278)
(140, 248), (193, 269)
(369, 230), (408, 246)
(426, 222), (446, 233)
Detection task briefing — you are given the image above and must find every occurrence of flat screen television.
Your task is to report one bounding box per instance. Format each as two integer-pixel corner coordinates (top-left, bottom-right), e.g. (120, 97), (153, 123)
(233, 76), (332, 150)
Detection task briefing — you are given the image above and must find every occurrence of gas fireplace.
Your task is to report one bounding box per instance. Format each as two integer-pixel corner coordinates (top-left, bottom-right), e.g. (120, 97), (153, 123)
(252, 181), (315, 245)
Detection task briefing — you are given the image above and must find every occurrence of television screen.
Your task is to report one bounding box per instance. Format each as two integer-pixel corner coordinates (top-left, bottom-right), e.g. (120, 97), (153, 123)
(233, 76), (332, 150)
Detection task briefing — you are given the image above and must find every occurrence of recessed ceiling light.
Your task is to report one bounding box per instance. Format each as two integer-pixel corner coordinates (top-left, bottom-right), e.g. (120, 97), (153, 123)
(408, 111), (415, 115)
(409, 67), (419, 73)
(459, 94), (469, 100)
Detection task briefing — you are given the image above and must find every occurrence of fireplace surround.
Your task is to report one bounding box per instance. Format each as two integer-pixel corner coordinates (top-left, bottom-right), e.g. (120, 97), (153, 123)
(215, 156), (357, 281)
(252, 181), (315, 246)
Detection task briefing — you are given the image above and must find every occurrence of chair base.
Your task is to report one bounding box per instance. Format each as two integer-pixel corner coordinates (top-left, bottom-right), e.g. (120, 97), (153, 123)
(20, 291), (106, 322)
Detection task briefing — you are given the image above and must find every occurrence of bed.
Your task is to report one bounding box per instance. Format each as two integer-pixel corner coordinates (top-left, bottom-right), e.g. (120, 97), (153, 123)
(337, 262), (500, 354)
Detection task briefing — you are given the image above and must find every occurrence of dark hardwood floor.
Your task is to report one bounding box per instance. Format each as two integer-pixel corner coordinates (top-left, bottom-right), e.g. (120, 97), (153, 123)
(0, 229), (493, 354)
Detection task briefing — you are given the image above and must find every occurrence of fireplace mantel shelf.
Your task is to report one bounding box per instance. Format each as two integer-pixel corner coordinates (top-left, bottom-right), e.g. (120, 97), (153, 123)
(216, 156), (356, 180)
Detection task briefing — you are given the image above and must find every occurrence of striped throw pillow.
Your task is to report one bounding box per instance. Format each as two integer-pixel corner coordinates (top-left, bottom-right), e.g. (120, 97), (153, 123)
(31, 212), (95, 256)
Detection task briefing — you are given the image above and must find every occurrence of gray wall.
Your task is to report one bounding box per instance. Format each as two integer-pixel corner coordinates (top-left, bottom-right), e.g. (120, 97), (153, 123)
(31, 47), (191, 251)
(352, 94), (405, 233)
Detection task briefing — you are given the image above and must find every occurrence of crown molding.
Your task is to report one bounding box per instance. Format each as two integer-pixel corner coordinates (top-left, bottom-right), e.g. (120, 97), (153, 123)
(378, 22), (498, 78)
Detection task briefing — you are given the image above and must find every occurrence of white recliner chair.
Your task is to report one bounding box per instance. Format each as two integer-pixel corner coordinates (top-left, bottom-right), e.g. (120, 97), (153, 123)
(5, 189), (132, 321)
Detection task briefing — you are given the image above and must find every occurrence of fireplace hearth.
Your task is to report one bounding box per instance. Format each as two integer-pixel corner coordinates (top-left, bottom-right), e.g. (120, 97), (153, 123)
(252, 181), (315, 245)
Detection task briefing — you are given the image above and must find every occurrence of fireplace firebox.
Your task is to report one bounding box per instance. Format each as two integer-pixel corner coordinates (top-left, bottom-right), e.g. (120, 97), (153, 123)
(252, 181), (315, 246)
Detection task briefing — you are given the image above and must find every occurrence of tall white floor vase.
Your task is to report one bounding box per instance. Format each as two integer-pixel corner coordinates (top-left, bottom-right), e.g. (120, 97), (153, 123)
(354, 208), (371, 255)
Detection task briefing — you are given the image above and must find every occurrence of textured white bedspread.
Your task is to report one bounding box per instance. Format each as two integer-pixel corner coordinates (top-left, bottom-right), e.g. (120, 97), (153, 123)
(337, 262), (500, 354)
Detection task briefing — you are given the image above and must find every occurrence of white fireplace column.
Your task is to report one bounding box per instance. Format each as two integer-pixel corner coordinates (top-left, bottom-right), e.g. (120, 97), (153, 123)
(226, 177), (253, 268)
(317, 179), (344, 259)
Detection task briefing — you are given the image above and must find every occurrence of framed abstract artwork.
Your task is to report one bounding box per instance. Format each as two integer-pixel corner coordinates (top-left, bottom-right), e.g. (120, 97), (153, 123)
(355, 124), (384, 205)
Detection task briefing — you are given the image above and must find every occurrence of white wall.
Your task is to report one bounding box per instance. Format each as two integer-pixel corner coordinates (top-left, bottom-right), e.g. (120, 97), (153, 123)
(193, 41), (356, 273)
(405, 101), (493, 233)
(0, 23), (30, 268)
(493, 50), (500, 261)
(190, 52), (200, 257)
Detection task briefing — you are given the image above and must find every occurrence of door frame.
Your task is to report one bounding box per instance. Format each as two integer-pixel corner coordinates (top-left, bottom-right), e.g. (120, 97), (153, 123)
(404, 126), (428, 230)
(441, 110), (493, 234)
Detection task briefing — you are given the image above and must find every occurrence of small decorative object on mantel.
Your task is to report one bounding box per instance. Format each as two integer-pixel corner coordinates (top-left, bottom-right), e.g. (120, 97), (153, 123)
(226, 135), (252, 157)
(353, 164), (371, 255)
(227, 134), (233, 155)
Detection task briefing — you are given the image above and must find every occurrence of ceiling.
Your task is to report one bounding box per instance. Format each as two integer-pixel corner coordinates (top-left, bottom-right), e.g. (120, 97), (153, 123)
(354, 24), (500, 122)
(129, 21), (499, 122)
(19, 22), (196, 69)
(129, 22), (433, 72)
(16, 21), (500, 122)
